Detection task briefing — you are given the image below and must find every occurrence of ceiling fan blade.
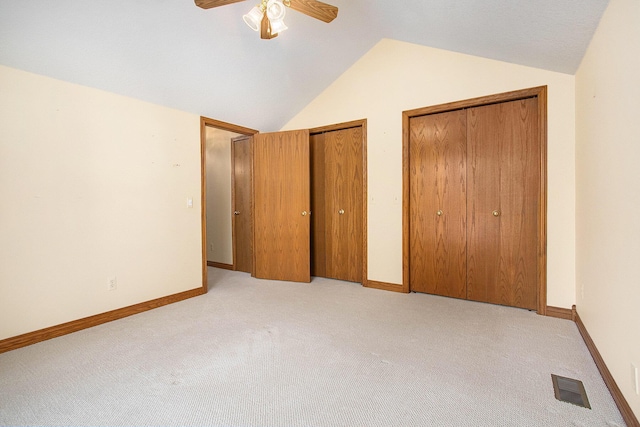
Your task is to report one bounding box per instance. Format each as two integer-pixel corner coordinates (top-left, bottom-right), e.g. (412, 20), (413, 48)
(261, 14), (279, 39)
(286, 0), (338, 23)
(194, 0), (246, 9)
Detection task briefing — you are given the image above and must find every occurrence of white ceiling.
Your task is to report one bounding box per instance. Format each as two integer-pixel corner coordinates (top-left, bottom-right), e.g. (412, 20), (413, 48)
(0, 0), (609, 131)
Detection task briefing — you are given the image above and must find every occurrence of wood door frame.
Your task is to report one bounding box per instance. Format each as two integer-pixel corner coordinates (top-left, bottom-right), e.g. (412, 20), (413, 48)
(200, 117), (258, 292)
(309, 119), (368, 286)
(401, 86), (548, 314)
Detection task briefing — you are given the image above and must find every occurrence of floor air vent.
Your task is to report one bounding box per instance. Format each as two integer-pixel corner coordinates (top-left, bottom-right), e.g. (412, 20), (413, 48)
(551, 374), (591, 409)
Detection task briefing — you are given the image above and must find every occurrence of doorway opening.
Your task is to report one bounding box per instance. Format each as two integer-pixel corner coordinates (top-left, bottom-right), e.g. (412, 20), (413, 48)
(200, 117), (258, 292)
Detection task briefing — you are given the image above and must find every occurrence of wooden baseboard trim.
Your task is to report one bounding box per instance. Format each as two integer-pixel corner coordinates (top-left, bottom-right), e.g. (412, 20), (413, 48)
(364, 280), (407, 293)
(0, 287), (206, 355)
(207, 261), (234, 270)
(545, 306), (574, 321)
(574, 307), (639, 426)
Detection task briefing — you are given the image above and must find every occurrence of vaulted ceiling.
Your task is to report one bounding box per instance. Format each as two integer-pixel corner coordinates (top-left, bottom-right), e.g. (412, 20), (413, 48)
(0, 0), (609, 131)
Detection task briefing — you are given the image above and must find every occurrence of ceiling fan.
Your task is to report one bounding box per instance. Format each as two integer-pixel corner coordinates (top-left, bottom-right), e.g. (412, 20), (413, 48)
(195, 0), (338, 39)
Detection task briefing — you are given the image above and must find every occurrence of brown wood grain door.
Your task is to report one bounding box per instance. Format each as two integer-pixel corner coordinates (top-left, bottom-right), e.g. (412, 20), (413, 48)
(467, 98), (539, 309)
(310, 132), (327, 277)
(253, 130), (311, 283)
(324, 127), (363, 283)
(232, 136), (253, 273)
(409, 110), (467, 298)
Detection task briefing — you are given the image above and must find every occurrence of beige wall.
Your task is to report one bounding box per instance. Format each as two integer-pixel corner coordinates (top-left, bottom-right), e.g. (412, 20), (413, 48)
(576, 0), (640, 415)
(283, 39), (577, 308)
(0, 65), (203, 340)
(205, 127), (239, 265)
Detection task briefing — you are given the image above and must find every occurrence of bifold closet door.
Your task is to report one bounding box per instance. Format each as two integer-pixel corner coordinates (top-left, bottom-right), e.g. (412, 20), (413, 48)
(324, 127), (363, 283)
(409, 110), (467, 298)
(253, 130), (311, 283)
(466, 98), (539, 310)
(232, 136), (253, 274)
(311, 127), (363, 283)
(310, 133), (327, 277)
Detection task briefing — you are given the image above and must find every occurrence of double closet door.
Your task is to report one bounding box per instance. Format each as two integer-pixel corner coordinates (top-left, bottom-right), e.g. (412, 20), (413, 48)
(409, 97), (540, 310)
(252, 125), (364, 284)
(311, 126), (363, 283)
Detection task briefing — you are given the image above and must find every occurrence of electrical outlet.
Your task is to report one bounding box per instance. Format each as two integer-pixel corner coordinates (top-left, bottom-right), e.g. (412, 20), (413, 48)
(107, 277), (117, 291)
(632, 363), (639, 395)
(210, 243), (214, 251)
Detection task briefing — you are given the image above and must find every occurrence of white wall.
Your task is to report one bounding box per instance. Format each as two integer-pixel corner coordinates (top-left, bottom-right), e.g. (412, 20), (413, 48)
(0, 65), (203, 340)
(205, 127), (238, 265)
(576, 0), (640, 416)
(283, 39), (576, 308)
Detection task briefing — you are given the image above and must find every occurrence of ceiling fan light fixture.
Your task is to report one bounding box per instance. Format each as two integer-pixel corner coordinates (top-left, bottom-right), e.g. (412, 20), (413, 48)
(243, 6), (264, 32)
(265, 0), (287, 35)
(196, 0), (338, 39)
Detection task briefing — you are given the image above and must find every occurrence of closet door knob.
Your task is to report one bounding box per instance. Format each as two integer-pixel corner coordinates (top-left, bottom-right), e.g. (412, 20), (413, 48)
(302, 211), (308, 216)
(437, 210), (443, 216)
(234, 211), (240, 215)
(338, 209), (345, 215)
(492, 210), (500, 217)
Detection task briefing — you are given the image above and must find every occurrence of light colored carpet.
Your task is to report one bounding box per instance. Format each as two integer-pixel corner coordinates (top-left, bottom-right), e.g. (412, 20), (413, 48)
(0, 268), (626, 426)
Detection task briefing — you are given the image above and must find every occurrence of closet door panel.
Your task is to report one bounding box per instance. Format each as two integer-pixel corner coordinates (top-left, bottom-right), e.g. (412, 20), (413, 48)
(344, 127), (363, 283)
(324, 127), (363, 282)
(409, 110), (467, 298)
(253, 130), (311, 283)
(466, 106), (501, 303)
(310, 133), (326, 277)
(498, 98), (539, 309)
(467, 99), (538, 309)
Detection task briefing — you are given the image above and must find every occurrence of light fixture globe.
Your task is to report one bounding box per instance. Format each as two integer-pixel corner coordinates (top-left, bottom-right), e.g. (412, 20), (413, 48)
(243, 6), (263, 32)
(269, 18), (288, 34)
(266, 0), (286, 21)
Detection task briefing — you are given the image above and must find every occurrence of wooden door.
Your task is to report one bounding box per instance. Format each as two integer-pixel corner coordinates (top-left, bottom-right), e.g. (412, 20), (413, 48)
(253, 130), (311, 283)
(310, 132), (327, 277)
(409, 110), (467, 298)
(323, 127), (363, 283)
(232, 136), (253, 273)
(466, 98), (539, 309)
